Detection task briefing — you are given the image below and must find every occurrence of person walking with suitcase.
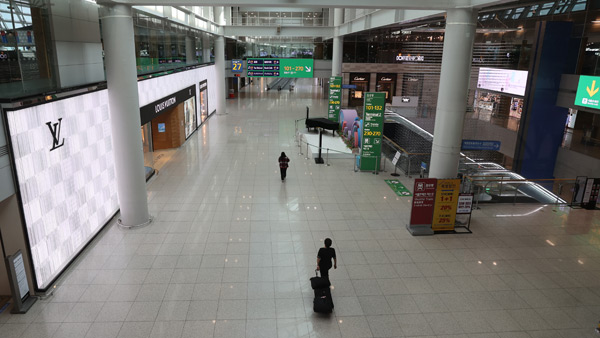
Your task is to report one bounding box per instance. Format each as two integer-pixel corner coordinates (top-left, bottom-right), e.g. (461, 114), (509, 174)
(279, 152), (290, 181)
(316, 238), (336, 281)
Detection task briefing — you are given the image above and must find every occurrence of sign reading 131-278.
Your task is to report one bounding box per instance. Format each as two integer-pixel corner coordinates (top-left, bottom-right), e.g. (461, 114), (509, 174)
(575, 75), (600, 109)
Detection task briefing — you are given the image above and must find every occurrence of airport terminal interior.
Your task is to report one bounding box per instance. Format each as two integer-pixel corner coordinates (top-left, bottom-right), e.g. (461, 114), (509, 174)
(1, 0), (600, 337)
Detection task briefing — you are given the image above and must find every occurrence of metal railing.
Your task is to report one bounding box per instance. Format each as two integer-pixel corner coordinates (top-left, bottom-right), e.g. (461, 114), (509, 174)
(381, 136), (430, 177)
(464, 175), (574, 206)
(296, 118), (387, 173)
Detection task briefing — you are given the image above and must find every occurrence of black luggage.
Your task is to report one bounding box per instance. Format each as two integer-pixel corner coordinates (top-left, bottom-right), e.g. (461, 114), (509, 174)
(310, 270), (331, 290)
(313, 287), (334, 313)
(311, 270), (334, 313)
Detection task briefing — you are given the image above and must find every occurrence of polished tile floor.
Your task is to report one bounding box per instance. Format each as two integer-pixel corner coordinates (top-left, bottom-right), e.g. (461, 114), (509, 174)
(1, 79), (600, 338)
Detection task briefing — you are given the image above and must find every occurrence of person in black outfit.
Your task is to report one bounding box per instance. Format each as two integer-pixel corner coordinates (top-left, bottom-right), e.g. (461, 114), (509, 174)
(278, 152), (290, 181)
(316, 238), (337, 280)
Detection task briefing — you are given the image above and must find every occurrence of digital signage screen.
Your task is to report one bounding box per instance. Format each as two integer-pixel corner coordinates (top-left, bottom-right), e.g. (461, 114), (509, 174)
(477, 67), (528, 97)
(5, 90), (119, 291)
(246, 58), (313, 78)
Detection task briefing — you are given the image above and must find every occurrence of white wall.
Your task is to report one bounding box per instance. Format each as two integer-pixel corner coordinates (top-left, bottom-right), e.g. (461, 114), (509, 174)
(48, 0), (105, 88)
(138, 65), (218, 117)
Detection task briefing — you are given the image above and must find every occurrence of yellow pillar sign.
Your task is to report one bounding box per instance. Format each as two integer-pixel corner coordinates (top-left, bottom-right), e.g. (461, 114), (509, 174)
(432, 179), (461, 231)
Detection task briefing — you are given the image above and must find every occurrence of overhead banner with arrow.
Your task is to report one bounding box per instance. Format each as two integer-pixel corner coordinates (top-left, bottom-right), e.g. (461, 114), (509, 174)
(575, 75), (600, 109)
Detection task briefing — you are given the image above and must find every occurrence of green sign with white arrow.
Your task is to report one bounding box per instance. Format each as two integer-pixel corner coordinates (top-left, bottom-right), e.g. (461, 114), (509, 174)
(575, 75), (600, 109)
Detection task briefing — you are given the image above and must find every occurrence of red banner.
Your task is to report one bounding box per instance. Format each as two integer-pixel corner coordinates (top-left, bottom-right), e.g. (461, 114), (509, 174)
(409, 178), (437, 225)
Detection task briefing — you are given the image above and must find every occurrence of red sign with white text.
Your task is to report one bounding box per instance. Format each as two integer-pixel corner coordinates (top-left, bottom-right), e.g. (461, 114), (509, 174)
(409, 178), (437, 225)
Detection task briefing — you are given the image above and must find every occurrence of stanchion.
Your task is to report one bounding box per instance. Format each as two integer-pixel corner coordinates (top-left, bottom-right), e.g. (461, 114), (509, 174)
(326, 149), (330, 166)
(305, 143), (310, 160)
(374, 156), (379, 175)
(391, 164), (400, 177)
(298, 140), (303, 156)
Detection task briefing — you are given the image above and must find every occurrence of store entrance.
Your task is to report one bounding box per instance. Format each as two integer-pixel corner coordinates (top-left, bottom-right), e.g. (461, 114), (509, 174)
(473, 90), (523, 132)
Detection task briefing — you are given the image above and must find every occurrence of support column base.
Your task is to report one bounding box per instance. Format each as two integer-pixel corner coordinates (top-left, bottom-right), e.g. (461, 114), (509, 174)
(118, 215), (153, 230)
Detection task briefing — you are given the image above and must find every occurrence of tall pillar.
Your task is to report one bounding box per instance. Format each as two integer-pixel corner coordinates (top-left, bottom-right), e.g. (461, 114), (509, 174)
(214, 6), (227, 114)
(202, 33), (211, 63)
(101, 5), (150, 228)
(428, 9), (477, 179)
(331, 8), (343, 76)
(185, 36), (195, 64)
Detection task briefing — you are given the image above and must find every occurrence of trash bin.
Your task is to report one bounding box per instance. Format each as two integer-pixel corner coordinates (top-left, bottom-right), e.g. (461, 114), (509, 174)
(229, 89), (235, 99)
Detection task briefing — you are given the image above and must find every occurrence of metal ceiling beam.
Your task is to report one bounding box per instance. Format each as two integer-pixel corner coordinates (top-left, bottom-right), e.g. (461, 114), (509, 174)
(224, 26), (334, 37)
(100, 0), (518, 11)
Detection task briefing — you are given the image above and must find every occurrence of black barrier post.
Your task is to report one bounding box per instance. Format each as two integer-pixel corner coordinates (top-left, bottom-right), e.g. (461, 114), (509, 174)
(315, 129), (325, 164)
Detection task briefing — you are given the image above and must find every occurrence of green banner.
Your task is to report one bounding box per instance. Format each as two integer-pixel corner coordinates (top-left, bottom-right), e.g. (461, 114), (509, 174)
(328, 76), (342, 122)
(360, 92), (386, 171)
(575, 75), (600, 109)
(385, 180), (412, 196)
(246, 58), (313, 78)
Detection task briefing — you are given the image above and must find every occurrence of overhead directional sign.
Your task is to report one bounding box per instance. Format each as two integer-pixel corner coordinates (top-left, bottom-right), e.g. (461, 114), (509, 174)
(575, 75), (600, 109)
(232, 60), (243, 73)
(246, 58), (313, 78)
(461, 139), (501, 151)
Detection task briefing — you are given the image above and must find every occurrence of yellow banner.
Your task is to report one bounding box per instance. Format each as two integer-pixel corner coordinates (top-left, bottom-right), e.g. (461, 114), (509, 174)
(432, 179), (461, 231)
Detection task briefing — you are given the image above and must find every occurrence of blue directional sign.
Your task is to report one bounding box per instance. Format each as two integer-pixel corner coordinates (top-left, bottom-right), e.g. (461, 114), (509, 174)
(232, 60), (243, 73)
(461, 140), (501, 151)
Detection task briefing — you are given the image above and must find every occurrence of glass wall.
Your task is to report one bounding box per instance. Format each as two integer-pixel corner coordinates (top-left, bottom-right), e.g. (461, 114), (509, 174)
(132, 10), (213, 75)
(0, 1), (56, 99)
(231, 8), (329, 27)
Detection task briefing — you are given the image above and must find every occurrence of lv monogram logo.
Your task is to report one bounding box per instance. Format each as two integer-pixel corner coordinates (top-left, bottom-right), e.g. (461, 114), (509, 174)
(46, 118), (65, 151)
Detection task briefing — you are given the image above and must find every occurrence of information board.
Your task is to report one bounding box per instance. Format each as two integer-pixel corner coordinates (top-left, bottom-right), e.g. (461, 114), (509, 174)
(232, 60), (243, 73)
(246, 58), (313, 78)
(431, 179), (461, 231)
(456, 194), (474, 214)
(12, 252), (29, 301)
(328, 76), (342, 121)
(409, 178), (437, 226)
(360, 92), (386, 171)
(575, 75), (600, 109)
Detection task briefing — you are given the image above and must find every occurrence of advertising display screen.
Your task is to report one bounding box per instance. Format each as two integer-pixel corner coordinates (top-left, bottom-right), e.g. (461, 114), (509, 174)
(6, 90), (119, 290)
(246, 58), (313, 78)
(477, 67), (528, 97)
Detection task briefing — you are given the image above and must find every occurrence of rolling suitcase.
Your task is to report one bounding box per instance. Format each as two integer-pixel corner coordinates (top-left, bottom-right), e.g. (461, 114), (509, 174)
(311, 270), (334, 313)
(310, 269), (330, 290)
(313, 287), (334, 313)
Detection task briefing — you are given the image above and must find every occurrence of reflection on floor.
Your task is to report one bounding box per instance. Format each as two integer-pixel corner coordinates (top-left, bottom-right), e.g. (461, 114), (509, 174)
(1, 78), (600, 338)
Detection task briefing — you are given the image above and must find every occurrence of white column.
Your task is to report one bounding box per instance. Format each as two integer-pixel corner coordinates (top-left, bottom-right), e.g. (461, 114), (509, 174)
(331, 8), (344, 77)
(428, 9), (477, 179)
(202, 33), (211, 63)
(101, 5), (150, 227)
(185, 36), (195, 64)
(214, 6), (227, 114)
